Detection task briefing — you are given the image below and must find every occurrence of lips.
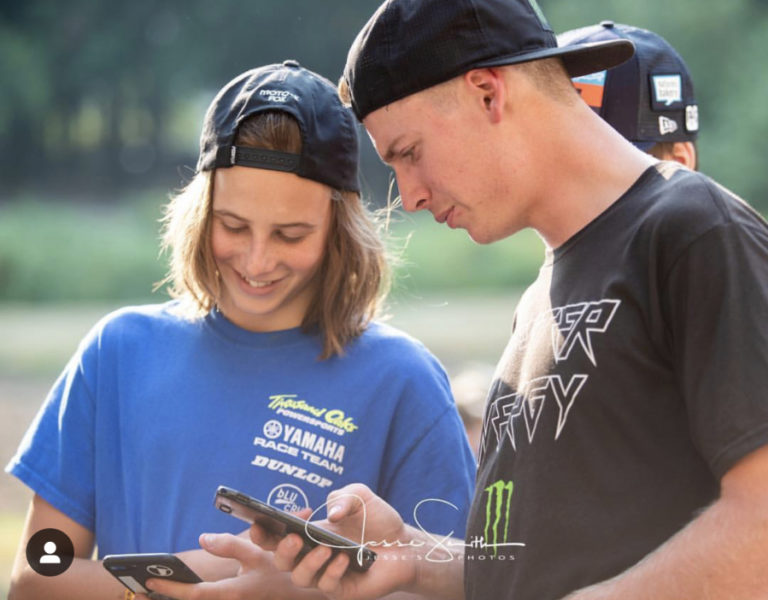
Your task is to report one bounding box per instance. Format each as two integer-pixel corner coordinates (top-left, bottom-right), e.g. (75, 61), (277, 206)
(234, 269), (284, 295)
(435, 206), (454, 224)
(241, 274), (277, 288)
(435, 206), (458, 228)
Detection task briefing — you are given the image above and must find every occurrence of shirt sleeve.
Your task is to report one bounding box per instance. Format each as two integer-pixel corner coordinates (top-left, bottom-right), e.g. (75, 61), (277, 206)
(663, 219), (768, 479)
(5, 335), (99, 531)
(376, 355), (477, 539)
(382, 406), (476, 539)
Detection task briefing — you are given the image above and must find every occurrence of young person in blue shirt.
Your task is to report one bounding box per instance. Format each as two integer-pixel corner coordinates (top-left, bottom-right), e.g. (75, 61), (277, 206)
(7, 61), (476, 600)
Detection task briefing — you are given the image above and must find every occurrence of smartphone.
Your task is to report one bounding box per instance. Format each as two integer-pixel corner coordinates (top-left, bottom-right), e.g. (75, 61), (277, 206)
(103, 553), (202, 600)
(214, 485), (376, 572)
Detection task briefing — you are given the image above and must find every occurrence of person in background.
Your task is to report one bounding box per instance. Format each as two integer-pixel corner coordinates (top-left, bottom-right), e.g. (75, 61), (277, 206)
(6, 60), (475, 600)
(451, 363), (495, 456)
(559, 21), (699, 170)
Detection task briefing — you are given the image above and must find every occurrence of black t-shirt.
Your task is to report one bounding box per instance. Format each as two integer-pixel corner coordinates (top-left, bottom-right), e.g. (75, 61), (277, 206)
(465, 163), (768, 600)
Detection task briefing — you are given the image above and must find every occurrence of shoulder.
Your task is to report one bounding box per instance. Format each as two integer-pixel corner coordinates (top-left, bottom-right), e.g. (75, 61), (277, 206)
(631, 163), (768, 262)
(641, 163), (766, 238)
(80, 300), (198, 352)
(354, 320), (439, 358)
(349, 321), (450, 380)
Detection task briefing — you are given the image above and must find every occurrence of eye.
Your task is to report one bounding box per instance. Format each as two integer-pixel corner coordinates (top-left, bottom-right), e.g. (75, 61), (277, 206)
(400, 144), (419, 163)
(276, 230), (306, 243)
(221, 221), (247, 234)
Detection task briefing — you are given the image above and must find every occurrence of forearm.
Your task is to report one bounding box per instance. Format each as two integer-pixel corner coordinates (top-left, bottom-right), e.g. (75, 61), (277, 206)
(563, 496), (768, 600)
(9, 556), (126, 600)
(405, 527), (465, 600)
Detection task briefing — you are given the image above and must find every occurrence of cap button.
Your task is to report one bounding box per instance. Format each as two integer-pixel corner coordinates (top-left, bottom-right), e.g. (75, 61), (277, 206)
(600, 20), (615, 28)
(282, 59), (300, 68)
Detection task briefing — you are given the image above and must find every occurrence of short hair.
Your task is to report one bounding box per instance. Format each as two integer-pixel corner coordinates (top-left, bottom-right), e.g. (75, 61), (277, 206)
(160, 111), (390, 359)
(338, 57), (576, 109)
(512, 58), (578, 103)
(647, 141), (699, 171)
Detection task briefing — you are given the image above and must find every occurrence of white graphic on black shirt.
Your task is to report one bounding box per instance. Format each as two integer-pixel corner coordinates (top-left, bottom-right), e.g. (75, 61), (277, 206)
(487, 374), (588, 451)
(481, 299), (620, 458)
(552, 300), (620, 366)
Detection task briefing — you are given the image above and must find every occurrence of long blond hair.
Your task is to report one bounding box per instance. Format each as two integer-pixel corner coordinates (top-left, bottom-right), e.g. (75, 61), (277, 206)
(160, 111), (390, 359)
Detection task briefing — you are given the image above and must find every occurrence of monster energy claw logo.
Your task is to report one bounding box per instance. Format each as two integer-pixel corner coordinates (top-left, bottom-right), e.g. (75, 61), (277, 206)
(484, 480), (514, 556)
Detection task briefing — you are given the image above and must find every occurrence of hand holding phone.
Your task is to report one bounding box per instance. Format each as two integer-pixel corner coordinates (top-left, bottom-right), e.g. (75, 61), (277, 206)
(103, 553), (201, 600)
(214, 485), (377, 572)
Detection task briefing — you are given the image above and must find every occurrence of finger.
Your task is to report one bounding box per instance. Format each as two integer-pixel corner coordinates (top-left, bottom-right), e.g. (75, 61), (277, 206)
(289, 544), (334, 589)
(246, 521), (280, 549)
(146, 578), (228, 600)
(326, 484), (373, 522)
(272, 533), (306, 571)
(145, 578), (197, 599)
(316, 552), (351, 596)
(199, 532), (267, 566)
(292, 507), (313, 519)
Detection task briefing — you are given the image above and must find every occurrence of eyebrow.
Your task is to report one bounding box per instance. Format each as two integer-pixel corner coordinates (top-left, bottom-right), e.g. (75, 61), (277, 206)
(274, 222), (317, 229)
(213, 209), (247, 221)
(213, 209), (316, 229)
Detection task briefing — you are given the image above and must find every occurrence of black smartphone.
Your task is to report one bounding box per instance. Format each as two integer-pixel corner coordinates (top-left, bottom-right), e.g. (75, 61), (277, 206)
(103, 553), (202, 600)
(214, 485), (377, 572)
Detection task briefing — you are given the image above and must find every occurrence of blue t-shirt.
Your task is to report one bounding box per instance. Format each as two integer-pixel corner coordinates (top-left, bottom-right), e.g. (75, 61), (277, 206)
(7, 302), (476, 555)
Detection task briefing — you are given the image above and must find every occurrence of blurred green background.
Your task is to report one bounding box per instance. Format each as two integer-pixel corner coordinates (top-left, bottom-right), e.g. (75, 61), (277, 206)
(2, 0), (767, 594)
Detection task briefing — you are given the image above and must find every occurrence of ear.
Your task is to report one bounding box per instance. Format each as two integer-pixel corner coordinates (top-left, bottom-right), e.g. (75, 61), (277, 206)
(463, 68), (506, 123)
(669, 141), (697, 170)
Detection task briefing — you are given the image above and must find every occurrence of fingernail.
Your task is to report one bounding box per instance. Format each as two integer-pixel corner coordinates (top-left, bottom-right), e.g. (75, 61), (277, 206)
(329, 504), (342, 518)
(201, 533), (215, 547)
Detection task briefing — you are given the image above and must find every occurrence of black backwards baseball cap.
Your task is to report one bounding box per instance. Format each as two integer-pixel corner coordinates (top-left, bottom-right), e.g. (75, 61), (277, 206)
(558, 22), (699, 150)
(197, 60), (360, 193)
(343, 0), (636, 121)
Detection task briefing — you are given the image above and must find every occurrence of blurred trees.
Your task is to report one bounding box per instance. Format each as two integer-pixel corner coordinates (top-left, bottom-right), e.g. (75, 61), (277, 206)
(0, 0), (387, 197)
(1, 0), (766, 208)
(543, 0), (768, 210)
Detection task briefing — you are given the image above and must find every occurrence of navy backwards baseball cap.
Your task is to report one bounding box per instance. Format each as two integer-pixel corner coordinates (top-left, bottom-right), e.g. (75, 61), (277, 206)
(558, 22), (699, 150)
(197, 60), (360, 193)
(343, 0), (635, 121)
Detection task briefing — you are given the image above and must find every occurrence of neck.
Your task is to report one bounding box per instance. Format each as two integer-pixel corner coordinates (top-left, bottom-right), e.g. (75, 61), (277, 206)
(520, 98), (655, 249)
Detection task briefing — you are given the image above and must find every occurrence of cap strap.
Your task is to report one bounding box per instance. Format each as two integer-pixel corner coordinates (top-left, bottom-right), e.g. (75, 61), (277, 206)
(215, 146), (300, 173)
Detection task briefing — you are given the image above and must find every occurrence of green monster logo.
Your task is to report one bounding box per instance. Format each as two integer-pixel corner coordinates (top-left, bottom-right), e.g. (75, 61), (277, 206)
(484, 480), (514, 556)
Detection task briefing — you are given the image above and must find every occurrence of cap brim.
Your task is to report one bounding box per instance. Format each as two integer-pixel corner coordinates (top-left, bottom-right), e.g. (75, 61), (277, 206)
(473, 39), (635, 77)
(633, 140), (656, 151)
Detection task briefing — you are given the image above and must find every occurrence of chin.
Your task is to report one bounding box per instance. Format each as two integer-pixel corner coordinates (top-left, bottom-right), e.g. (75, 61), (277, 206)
(466, 228), (496, 245)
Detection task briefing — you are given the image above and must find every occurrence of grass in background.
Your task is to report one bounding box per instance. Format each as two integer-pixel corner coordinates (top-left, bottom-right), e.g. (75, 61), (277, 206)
(389, 210), (544, 297)
(0, 193), (168, 302)
(0, 512), (24, 598)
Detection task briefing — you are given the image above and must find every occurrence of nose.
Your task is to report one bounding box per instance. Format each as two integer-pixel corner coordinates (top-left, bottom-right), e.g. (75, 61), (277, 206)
(243, 236), (278, 277)
(394, 169), (430, 213)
